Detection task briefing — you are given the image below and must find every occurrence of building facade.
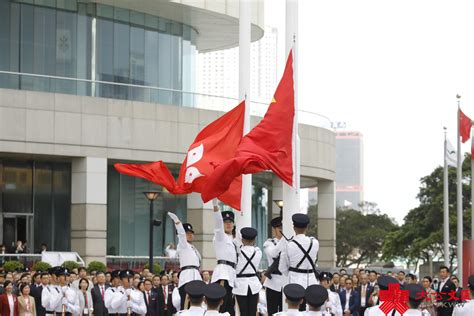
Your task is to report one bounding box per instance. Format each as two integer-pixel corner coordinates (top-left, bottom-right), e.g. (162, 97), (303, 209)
(0, 0), (337, 269)
(335, 131), (364, 208)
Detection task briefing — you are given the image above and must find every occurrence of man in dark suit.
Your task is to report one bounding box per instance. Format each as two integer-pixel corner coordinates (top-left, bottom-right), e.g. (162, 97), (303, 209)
(330, 272), (341, 292)
(356, 273), (372, 316)
(143, 279), (160, 316)
(157, 274), (176, 316)
(91, 271), (110, 316)
(339, 278), (360, 316)
(30, 272), (50, 316)
(436, 266), (457, 316)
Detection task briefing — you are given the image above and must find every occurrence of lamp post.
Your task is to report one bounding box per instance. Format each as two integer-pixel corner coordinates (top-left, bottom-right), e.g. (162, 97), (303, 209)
(143, 191), (160, 273)
(274, 200), (283, 218)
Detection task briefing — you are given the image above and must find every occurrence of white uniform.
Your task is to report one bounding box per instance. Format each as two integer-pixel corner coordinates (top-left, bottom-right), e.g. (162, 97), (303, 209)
(274, 309), (305, 315)
(232, 245), (262, 296)
(263, 237), (286, 291)
(257, 288), (267, 315)
(175, 222), (202, 288)
(41, 285), (57, 314)
(172, 286), (181, 312)
(104, 287), (119, 313)
(453, 300), (474, 316)
(279, 234), (319, 288)
(304, 312), (331, 316)
(177, 306), (206, 315)
(110, 287), (147, 314)
(324, 289), (343, 316)
(211, 211), (237, 287)
(364, 304), (404, 316)
(201, 311), (230, 315)
(51, 285), (79, 314)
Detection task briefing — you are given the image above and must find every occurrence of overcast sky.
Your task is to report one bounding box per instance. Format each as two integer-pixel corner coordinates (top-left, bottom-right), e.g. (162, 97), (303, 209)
(266, 0), (474, 223)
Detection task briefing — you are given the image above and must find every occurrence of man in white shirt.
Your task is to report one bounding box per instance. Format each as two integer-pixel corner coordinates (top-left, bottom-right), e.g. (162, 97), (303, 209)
(318, 272), (343, 316)
(203, 283), (231, 315)
(168, 212), (202, 310)
(305, 284), (331, 316)
(453, 275), (474, 316)
(211, 200), (237, 315)
(177, 280), (206, 316)
(364, 276), (399, 316)
(274, 284), (306, 316)
(110, 270), (147, 315)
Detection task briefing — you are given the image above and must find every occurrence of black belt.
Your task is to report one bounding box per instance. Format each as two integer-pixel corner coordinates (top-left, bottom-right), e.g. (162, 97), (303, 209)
(45, 312), (56, 314)
(217, 260), (236, 268)
(271, 271), (282, 275)
(289, 267), (314, 274)
(181, 265), (199, 271)
(236, 273), (257, 278)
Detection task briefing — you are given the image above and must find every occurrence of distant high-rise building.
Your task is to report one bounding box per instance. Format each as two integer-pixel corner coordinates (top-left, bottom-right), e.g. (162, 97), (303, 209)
(336, 131), (364, 208)
(196, 26), (278, 103)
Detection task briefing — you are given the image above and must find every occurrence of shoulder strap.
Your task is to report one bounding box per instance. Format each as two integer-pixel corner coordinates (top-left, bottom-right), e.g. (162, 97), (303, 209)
(291, 238), (318, 278)
(238, 249), (257, 275)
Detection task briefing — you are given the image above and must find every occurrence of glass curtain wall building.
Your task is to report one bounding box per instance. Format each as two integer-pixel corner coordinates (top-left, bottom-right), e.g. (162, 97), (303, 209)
(0, 0), (196, 106)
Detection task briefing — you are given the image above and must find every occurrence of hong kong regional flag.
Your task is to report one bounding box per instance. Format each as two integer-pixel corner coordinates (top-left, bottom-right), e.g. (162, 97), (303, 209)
(201, 51), (295, 203)
(115, 102), (245, 209)
(459, 108), (472, 143)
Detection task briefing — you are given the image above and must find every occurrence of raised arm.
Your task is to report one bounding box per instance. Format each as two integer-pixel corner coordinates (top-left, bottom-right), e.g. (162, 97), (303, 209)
(167, 212), (188, 249)
(213, 199), (226, 242)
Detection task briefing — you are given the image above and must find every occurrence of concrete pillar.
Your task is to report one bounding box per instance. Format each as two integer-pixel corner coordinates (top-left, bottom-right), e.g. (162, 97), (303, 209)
(317, 180), (336, 268)
(71, 157), (107, 265)
(187, 193), (215, 270)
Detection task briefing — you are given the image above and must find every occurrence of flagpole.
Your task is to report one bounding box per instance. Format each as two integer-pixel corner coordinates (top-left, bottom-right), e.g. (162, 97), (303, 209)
(456, 95), (463, 284)
(443, 127), (449, 266)
(282, 0), (300, 238)
(237, 0), (252, 229)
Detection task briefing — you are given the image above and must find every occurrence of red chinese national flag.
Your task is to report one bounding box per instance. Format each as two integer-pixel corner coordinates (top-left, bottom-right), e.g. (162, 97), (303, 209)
(460, 109), (472, 143)
(115, 102), (245, 209)
(201, 51), (295, 203)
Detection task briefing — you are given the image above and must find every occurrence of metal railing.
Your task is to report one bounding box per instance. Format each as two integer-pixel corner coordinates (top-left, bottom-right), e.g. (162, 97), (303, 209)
(0, 70), (332, 130)
(106, 255), (179, 272)
(0, 252), (85, 268)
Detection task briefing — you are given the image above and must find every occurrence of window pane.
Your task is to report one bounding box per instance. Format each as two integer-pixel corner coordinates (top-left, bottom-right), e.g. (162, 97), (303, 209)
(33, 162), (52, 252)
(2, 161), (32, 214)
(52, 163), (71, 251)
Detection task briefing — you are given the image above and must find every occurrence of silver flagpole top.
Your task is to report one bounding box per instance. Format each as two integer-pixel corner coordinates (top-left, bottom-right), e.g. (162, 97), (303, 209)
(456, 94), (461, 99)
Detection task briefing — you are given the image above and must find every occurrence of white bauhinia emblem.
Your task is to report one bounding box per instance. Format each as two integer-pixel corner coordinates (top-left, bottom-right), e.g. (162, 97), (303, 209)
(186, 144), (204, 167)
(185, 166), (204, 183)
(184, 144), (205, 183)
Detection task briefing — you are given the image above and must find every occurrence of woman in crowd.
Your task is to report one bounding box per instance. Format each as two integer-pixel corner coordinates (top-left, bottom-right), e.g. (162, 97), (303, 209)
(419, 276), (437, 316)
(351, 274), (360, 288)
(18, 283), (35, 316)
(77, 278), (93, 316)
(0, 280), (19, 316)
(368, 284), (380, 307)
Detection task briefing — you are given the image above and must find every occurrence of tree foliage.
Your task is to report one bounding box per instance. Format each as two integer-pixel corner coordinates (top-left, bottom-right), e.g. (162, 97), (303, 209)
(382, 154), (472, 270)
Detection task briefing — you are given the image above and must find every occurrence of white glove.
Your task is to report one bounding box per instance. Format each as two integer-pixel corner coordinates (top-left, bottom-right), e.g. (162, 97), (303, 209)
(125, 289), (132, 296)
(61, 297), (68, 306)
(167, 212), (179, 223)
(61, 286), (68, 292)
(126, 300), (132, 308)
(212, 198), (219, 207)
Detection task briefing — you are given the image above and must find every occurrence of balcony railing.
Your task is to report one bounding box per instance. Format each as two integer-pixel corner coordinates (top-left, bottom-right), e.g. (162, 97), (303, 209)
(0, 70), (332, 130)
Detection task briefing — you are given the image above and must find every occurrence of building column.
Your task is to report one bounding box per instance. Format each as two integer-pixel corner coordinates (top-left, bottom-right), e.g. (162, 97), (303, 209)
(71, 157), (107, 265)
(187, 193), (215, 270)
(317, 180), (336, 268)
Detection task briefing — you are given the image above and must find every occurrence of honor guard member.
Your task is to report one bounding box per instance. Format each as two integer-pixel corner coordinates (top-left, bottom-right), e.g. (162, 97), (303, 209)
(104, 270), (121, 314)
(42, 267), (59, 316)
(168, 212), (202, 309)
(263, 216), (286, 315)
(404, 284), (430, 316)
(305, 284), (331, 316)
(274, 284), (306, 316)
(233, 227), (262, 316)
(318, 272), (343, 316)
(211, 199), (237, 316)
(51, 268), (79, 315)
(203, 283), (231, 315)
(280, 213), (320, 310)
(453, 275), (474, 316)
(364, 276), (399, 316)
(177, 280), (206, 316)
(111, 270), (147, 315)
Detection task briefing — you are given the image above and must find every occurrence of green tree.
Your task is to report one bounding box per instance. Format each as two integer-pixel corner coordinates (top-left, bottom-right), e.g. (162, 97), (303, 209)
(307, 203), (398, 267)
(382, 154), (472, 271)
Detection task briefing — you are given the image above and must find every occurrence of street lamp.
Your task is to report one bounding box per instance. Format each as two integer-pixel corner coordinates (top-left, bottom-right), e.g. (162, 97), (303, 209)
(143, 191), (161, 273)
(273, 199), (283, 217)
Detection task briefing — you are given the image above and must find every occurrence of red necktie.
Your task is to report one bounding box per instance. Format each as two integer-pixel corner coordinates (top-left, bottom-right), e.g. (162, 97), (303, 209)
(101, 286), (104, 301)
